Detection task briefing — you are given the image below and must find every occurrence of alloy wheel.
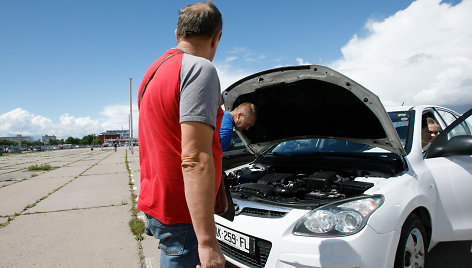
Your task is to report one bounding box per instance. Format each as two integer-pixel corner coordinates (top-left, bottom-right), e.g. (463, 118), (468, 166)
(403, 227), (425, 268)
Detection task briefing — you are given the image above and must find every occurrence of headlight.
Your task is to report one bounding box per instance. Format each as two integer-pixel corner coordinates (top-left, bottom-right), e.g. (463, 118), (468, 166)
(293, 195), (384, 237)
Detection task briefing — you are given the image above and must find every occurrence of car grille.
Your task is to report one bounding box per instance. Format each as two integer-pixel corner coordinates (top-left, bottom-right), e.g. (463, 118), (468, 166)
(239, 207), (287, 218)
(224, 262), (240, 268)
(219, 236), (271, 268)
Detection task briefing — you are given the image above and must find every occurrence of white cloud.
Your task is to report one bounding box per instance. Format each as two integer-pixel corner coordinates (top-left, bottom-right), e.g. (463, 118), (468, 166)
(225, 56), (238, 62)
(0, 108), (54, 137)
(100, 104), (138, 131)
(229, 47), (247, 54)
(0, 105), (139, 140)
(57, 114), (102, 138)
(215, 64), (252, 91)
(330, 0), (472, 109)
(225, 47), (267, 64)
(296, 57), (312, 65)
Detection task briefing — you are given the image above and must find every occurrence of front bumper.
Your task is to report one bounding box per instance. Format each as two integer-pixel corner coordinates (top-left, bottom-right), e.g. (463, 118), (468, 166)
(216, 209), (398, 268)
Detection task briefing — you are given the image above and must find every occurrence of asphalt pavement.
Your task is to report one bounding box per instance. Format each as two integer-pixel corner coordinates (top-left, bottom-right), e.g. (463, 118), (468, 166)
(0, 147), (470, 268)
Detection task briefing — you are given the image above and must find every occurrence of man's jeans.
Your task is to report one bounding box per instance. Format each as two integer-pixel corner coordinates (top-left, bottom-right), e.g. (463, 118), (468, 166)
(145, 214), (200, 267)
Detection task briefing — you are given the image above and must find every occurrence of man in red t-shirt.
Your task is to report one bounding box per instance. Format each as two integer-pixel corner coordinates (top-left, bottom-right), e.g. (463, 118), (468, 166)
(137, 2), (225, 267)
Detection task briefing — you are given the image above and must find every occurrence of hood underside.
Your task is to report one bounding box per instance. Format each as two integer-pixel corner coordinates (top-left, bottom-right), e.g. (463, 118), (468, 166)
(222, 65), (405, 156)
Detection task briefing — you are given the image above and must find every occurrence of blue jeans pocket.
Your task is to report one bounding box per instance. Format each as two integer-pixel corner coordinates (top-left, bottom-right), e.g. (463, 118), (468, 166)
(146, 215), (188, 256)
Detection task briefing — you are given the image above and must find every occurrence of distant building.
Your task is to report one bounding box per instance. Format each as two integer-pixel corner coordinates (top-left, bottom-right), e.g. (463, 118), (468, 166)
(100, 130), (130, 139)
(99, 130), (136, 145)
(42, 135), (57, 144)
(0, 134), (34, 144)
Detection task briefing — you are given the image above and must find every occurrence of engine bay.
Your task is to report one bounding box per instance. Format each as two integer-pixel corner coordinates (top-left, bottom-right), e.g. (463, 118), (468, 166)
(226, 165), (376, 209)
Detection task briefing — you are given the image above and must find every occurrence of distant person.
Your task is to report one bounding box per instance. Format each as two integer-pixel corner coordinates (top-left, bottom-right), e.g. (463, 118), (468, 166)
(113, 143), (117, 152)
(421, 115), (441, 148)
(137, 1), (225, 267)
(220, 102), (257, 151)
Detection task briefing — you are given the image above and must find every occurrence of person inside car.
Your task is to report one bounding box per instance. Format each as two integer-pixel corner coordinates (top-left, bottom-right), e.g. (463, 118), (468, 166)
(421, 114), (441, 149)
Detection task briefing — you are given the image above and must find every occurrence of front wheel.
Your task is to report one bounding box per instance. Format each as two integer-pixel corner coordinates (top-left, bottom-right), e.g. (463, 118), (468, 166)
(394, 214), (427, 268)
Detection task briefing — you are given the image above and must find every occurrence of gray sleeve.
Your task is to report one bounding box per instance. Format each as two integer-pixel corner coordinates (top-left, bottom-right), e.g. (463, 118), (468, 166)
(179, 54), (221, 129)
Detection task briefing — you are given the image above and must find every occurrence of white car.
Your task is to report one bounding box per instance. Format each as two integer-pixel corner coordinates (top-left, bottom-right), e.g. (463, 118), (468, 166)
(215, 65), (472, 268)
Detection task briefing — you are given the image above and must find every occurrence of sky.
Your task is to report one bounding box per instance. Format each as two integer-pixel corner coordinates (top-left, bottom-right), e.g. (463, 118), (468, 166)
(1, 0), (471, 139)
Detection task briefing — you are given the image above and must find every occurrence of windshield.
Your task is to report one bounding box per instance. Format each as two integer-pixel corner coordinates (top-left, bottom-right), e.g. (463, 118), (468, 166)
(269, 111), (412, 155)
(388, 111), (413, 148)
(271, 138), (380, 155)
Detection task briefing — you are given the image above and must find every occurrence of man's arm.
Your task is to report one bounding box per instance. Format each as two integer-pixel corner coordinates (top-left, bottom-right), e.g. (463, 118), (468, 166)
(220, 113), (233, 151)
(181, 121), (225, 268)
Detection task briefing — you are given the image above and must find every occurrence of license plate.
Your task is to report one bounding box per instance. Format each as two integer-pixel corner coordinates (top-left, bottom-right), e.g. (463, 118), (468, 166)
(216, 224), (255, 255)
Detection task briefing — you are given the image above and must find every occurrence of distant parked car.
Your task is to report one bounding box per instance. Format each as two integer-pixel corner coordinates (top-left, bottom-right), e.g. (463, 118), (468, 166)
(7, 147), (21, 153)
(215, 64), (472, 268)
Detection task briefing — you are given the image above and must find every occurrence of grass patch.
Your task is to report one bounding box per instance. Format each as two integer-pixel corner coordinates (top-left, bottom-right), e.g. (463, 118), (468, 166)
(129, 217), (146, 241)
(126, 150), (146, 248)
(28, 164), (53, 171)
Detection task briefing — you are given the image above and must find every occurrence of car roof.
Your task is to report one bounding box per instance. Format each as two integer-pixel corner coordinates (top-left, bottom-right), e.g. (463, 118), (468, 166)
(386, 105), (455, 113)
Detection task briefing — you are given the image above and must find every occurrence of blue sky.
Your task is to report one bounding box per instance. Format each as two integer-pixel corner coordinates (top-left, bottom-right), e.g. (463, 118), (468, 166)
(1, 0), (471, 139)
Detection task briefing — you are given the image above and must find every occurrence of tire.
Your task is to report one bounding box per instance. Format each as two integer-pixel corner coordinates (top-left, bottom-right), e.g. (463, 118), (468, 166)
(394, 214), (427, 268)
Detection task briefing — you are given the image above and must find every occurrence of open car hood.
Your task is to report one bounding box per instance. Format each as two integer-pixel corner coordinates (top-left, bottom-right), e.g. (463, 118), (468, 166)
(222, 65), (406, 157)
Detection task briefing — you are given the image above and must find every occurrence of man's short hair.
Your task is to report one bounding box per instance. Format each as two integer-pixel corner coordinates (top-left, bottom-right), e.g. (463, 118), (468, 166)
(422, 113), (438, 129)
(235, 102), (257, 118)
(177, 1), (222, 39)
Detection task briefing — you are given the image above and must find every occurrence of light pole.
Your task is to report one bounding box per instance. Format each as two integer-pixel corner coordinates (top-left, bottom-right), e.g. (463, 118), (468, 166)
(129, 77), (134, 154)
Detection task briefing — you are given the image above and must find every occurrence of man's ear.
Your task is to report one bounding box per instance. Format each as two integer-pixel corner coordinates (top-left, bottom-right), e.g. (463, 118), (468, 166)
(175, 29), (179, 42)
(211, 29), (222, 48)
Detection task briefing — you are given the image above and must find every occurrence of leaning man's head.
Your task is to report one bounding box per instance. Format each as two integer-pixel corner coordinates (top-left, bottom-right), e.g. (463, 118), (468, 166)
(233, 102), (257, 131)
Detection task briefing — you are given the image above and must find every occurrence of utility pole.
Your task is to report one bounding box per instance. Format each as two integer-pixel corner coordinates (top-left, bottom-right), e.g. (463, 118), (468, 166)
(129, 77), (134, 154)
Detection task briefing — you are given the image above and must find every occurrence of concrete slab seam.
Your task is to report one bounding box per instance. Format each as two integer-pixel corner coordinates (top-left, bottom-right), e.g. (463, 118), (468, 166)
(0, 150), (110, 190)
(0, 151), (114, 228)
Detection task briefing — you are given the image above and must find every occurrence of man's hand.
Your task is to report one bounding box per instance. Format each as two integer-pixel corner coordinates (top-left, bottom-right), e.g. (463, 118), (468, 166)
(196, 243), (225, 268)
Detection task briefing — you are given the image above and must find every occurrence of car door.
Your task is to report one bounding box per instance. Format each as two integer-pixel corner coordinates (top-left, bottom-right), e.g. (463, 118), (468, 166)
(424, 108), (472, 241)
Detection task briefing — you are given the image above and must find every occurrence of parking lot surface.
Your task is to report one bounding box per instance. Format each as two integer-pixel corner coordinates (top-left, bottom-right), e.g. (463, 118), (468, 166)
(0, 148), (470, 267)
(0, 148), (159, 268)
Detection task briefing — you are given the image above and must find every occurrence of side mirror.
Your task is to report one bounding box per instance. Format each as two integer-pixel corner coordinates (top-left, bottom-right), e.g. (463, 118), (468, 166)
(427, 135), (472, 158)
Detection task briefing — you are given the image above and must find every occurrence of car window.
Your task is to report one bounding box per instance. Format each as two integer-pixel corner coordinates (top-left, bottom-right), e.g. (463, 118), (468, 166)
(272, 139), (321, 154)
(435, 109), (458, 127)
(388, 111), (413, 149)
(268, 111), (413, 155)
(446, 112), (472, 138)
(271, 138), (380, 155)
(426, 108), (472, 158)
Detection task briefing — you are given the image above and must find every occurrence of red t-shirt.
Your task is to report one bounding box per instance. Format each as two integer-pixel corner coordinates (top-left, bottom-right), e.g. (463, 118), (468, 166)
(137, 48), (223, 224)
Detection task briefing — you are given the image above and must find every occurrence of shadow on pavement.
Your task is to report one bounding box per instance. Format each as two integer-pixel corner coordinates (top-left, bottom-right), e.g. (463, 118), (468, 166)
(426, 240), (472, 268)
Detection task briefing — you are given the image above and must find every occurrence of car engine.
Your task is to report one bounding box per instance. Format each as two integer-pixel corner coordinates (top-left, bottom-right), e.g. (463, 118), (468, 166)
(226, 165), (374, 208)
